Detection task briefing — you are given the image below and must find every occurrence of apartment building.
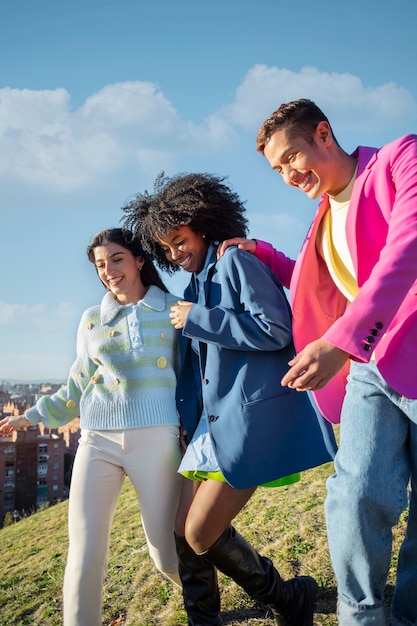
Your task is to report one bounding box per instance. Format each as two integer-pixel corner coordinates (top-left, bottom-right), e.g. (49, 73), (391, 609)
(0, 425), (68, 525)
(0, 382), (81, 525)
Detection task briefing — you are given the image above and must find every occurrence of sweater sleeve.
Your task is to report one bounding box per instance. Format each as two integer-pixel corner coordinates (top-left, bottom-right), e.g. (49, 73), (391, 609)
(25, 310), (96, 428)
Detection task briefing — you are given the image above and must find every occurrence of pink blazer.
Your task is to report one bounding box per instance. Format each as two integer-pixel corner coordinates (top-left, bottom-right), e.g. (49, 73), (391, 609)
(256, 134), (417, 423)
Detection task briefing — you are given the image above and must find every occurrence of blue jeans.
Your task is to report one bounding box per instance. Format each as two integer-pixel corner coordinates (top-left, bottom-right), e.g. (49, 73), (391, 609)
(325, 361), (417, 626)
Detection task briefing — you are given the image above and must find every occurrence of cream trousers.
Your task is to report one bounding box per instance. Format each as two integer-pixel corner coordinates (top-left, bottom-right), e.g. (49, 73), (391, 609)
(63, 425), (182, 626)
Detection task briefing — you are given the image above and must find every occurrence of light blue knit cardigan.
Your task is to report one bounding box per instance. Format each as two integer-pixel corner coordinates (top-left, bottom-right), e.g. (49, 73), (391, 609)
(26, 286), (181, 430)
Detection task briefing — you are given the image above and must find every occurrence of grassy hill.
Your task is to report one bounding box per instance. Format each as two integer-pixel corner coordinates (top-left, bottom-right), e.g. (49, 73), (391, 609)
(0, 450), (406, 626)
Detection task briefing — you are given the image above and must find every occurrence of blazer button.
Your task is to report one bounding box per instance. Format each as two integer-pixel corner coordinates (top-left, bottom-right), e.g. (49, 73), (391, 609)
(375, 322), (383, 329)
(202, 378), (209, 385)
(208, 415), (217, 422)
(361, 343), (372, 351)
(366, 336), (375, 343)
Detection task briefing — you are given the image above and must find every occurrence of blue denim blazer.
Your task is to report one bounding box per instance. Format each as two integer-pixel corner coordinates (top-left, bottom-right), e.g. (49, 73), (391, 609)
(176, 246), (336, 489)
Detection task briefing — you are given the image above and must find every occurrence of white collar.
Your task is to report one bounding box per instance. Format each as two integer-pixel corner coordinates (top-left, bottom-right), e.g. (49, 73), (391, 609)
(100, 285), (167, 325)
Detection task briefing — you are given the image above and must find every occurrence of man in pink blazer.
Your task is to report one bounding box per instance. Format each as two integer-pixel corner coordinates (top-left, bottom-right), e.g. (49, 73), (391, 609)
(221, 99), (417, 625)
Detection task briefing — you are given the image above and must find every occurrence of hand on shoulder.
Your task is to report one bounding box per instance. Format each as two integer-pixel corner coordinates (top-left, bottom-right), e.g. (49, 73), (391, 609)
(217, 238), (257, 259)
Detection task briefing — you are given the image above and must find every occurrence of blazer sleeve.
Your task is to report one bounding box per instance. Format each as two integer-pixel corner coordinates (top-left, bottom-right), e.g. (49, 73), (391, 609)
(253, 240), (296, 289)
(182, 248), (293, 351)
(324, 134), (417, 360)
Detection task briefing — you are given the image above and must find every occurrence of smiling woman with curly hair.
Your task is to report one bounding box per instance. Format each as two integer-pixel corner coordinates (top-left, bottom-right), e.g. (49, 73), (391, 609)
(121, 172), (336, 626)
(122, 172), (248, 273)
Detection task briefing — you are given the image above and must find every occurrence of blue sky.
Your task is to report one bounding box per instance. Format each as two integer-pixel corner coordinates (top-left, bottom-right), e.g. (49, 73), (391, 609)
(1, 0), (416, 381)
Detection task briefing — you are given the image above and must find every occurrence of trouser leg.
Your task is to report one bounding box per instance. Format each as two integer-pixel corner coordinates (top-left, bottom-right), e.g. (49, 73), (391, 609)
(63, 430), (124, 626)
(325, 362), (411, 625)
(391, 418), (417, 626)
(125, 425), (182, 586)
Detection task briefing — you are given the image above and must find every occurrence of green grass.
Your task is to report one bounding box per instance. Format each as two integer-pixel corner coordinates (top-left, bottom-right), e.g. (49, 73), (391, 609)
(0, 440), (407, 625)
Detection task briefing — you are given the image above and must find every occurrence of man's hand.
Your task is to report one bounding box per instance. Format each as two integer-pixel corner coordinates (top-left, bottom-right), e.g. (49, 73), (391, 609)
(281, 339), (350, 391)
(170, 301), (194, 329)
(217, 238), (257, 259)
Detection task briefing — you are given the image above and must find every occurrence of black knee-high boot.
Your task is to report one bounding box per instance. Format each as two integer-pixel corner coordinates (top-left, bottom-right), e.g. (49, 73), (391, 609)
(203, 526), (318, 626)
(174, 533), (222, 626)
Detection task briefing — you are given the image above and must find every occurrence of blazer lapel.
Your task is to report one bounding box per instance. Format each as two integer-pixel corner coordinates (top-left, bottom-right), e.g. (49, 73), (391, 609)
(346, 146), (378, 279)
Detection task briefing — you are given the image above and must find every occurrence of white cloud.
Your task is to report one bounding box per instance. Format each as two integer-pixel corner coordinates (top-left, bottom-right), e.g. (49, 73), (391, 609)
(217, 64), (417, 135)
(0, 87), (71, 134)
(0, 301), (44, 325)
(29, 301), (79, 332)
(0, 81), (235, 196)
(0, 300), (78, 327)
(0, 68), (416, 202)
(79, 81), (178, 130)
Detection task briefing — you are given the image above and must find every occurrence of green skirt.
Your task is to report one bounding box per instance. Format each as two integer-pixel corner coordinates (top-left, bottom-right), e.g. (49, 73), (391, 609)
(180, 469), (301, 488)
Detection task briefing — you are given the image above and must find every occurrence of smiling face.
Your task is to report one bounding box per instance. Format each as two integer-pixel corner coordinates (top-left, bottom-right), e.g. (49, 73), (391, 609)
(93, 242), (145, 304)
(263, 121), (345, 199)
(157, 225), (209, 273)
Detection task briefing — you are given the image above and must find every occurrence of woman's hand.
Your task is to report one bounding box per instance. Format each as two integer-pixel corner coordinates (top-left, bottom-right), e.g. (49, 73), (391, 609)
(170, 301), (194, 329)
(179, 425), (188, 454)
(217, 238), (257, 259)
(0, 414), (31, 436)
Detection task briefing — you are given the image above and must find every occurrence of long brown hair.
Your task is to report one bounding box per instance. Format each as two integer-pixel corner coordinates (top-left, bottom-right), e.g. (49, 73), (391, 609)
(87, 228), (168, 292)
